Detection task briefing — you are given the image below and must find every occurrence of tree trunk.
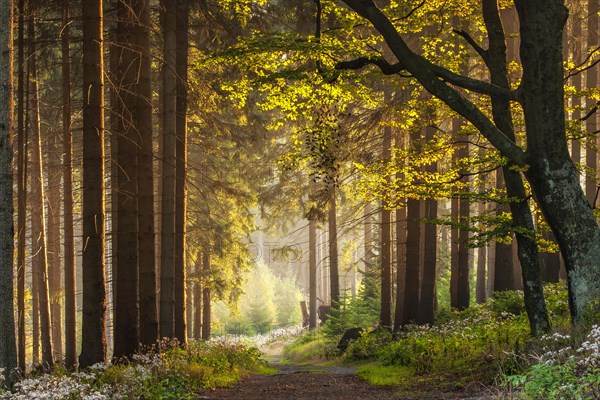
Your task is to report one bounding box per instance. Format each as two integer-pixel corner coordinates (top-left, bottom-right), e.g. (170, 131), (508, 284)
(174, 0), (189, 345)
(484, 0), (550, 334)
(393, 203), (406, 332)
(61, 0), (76, 370)
(379, 125), (392, 328)
(586, 0), (598, 206)
(512, 0), (599, 320)
(193, 255), (202, 339)
(79, 0), (107, 368)
(28, 12), (53, 368)
(16, 0), (26, 373)
(328, 187), (339, 308)
(362, 202), (377, 299)
(201, 251), (211, 340)
(136, 0), (158, 349)
(114, 0), (141, 360)
(0, 0), (18, 384)
(47, 110), (63, 362)
(419, 126), (438, 323)
(308, 219), (317, 329)
(402, 197), (421, 324)
(160, 0), (177, 339)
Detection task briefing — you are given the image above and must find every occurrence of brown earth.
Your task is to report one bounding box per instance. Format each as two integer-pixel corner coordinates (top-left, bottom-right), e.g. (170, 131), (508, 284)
(194, 357), (496, 400)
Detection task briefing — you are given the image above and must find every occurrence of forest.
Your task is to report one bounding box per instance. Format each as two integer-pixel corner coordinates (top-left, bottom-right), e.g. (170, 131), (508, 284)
(0, 0), (599, 399)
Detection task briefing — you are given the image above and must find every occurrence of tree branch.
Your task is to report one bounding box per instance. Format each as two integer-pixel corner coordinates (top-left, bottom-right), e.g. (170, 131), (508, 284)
(340, 0), (526, 166)
(453, 29), (489, 64)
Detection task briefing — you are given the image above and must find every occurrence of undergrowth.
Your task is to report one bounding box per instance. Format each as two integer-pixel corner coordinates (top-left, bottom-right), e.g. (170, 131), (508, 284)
(1, 339), (267, 399)
(284, 283), (600, 398)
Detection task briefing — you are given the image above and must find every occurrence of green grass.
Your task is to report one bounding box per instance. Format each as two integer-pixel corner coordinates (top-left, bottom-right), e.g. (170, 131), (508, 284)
(356, 362), (412, 386)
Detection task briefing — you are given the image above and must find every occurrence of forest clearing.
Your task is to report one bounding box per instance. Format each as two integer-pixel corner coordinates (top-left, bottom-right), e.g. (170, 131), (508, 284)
(0, 0), (600, 398)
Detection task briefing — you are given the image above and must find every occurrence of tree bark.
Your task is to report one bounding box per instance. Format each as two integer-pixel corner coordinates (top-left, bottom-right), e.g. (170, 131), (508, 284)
(28, 12), (53, 368)
(61, 0), (76, 370)
(402, 196), (421, 324)
(586, 0), (598, 206)
(419, 126), (438, 323)
(0, 0), (18, 384)
(160, 0), (177, 339)
(201, 250), (211, 340)
(79, 0), (107, 368)
(193, 255), (202, 339)
(174, 0), (190, 345)
(308, 219), (317, 329)
(114, 0), (140, 360)
(380, 125), (392, 328)
(328, 187), (340, 308)
(16, 0), (26, 373)
(136, 0), (158, 348)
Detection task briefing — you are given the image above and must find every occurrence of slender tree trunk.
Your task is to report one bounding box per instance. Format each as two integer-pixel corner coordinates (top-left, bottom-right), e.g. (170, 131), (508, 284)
(0, 0), (18, 384)
(47, 118), (62, 362)
(136, 0), (158, 349)
(380, 125), (392, 328)
(586, 0), (598, 206)
(402, 197), (421, 324)
(192, 255), (202, 339)
(393, 203), (406, 332)
(174, 0), (189, 345)
(476, 158), (487, 304)
(28, 12), (53, 368)
(450, 195), (459, 307)
(308, 219), (317, 329)
(419, 126), (438, 323)
(201, 250), (211, 340)
(328, 188), (339, 307)
(114, 0), (140, 360)
(16, 0), (26, 373)
(79, 0), (107, 368)
(61, 0), (76, 370)
(362, 203), (377, 299)
(160, 0), (177, 339)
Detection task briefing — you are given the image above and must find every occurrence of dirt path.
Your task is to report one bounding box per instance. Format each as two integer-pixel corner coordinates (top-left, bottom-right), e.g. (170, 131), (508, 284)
(194, 356), (489, 400)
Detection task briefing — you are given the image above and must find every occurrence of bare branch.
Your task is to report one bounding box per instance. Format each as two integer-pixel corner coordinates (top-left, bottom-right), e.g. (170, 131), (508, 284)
(453, 29), (489, 64)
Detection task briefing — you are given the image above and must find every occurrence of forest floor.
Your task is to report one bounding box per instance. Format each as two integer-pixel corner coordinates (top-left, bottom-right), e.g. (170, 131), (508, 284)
(194, 354), (496, 400)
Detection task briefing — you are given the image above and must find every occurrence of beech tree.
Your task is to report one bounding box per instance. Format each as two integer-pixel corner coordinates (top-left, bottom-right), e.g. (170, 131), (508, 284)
(339, 0), (599, 320)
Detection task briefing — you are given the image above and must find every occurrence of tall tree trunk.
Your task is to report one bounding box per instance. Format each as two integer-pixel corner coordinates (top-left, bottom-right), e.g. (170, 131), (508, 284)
(419, 126), (438, 323)
(174, 0), (189, 345)
(201, 250), (211, 340)
(79, 0), (107, 368)
(160, 0), (177, 339)
(380, 126), (393, 328)
(0, 0), (18, 384)
(393, 203), (406, 332)
(61, 0), (76, 370)
(136, 0), (158, 349)
(586, 0), (598, 206)
(16, 0), (26, 373)
(476, 152), (487, 304)
(47, 115), (62, 362)
(308, 219), (317, 329)
(362, 203), (377, 299)
(328, 188), (339, 308)
(192, 255), (202, 339)
(402, 197), (421, 324)
(114, 0), (140, 360)
(484, 0), (550, 334)
(28, 12), (53, 368)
